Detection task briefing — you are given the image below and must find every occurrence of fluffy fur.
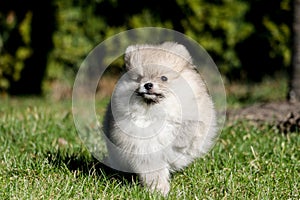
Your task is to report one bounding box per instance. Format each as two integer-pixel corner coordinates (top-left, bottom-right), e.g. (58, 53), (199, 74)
(103, 42), (217, 196)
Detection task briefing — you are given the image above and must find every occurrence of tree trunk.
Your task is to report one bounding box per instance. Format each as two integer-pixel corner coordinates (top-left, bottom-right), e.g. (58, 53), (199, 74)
(289, 0), (300, 102)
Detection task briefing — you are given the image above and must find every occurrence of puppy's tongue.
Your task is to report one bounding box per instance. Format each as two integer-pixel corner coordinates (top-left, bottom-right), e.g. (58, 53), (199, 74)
(140, 93), (160, 104)
(144, 93), (157, 99)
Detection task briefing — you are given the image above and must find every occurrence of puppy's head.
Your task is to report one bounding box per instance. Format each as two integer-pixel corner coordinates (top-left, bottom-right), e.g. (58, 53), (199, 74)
(124, 42), (194, 105)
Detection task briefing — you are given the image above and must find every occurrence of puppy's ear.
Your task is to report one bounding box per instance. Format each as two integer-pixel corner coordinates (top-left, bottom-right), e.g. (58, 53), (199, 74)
(161, 42), (192, 63)
(124, 45), (139, 71)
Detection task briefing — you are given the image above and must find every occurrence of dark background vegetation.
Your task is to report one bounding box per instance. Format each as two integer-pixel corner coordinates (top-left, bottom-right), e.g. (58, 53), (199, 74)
(0, 0), (292, 96)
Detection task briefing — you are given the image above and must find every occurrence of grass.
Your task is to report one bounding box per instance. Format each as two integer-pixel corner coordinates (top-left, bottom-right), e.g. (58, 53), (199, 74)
(226, 73), (289, 108)
(0, 94), (299, 199)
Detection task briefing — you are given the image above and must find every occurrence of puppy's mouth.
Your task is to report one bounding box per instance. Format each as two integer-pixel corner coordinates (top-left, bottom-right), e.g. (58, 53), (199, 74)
(135, 91), (164, 104)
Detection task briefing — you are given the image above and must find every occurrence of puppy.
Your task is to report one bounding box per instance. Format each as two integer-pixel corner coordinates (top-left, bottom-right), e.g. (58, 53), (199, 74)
(103, 42), (217, 196)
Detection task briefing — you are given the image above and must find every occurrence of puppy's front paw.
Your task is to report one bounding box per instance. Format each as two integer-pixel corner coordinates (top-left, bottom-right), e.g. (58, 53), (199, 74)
(139, 168), (170, 196)
(151, 180), (170, 196)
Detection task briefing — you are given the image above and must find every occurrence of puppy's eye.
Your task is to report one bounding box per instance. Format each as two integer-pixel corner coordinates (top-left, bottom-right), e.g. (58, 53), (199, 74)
(136, 75), (143, 82)
(161, 76), (168, 82)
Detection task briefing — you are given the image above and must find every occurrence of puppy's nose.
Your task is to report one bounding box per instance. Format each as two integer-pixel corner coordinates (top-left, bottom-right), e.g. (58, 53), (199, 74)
(144, 83), (153, 90)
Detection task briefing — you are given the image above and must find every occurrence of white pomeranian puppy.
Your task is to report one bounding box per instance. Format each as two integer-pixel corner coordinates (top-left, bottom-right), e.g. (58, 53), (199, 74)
(103, 42), (217, 196)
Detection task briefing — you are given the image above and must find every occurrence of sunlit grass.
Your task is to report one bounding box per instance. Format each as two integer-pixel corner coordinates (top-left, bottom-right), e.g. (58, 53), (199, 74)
(0, 97), (299, 199)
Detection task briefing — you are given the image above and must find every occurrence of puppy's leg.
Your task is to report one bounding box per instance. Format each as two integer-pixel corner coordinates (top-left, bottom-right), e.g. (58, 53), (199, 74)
(139, 168), (170, 196)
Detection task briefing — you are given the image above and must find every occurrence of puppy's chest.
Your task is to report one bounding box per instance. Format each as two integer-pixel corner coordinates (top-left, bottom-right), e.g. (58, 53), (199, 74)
(129, 103), (180, 127)
(130, 111), (161, 128)
(117, 105), (181, 151)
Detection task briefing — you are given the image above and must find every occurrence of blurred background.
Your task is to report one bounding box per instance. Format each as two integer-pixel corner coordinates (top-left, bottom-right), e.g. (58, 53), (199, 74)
(0, 0), (294, 106)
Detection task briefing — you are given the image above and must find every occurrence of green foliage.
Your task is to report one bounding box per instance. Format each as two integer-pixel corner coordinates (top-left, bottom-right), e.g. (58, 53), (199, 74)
(0, 11), (32, 91)
(178, 0), (253, 73)
(45, 0), (293, 89)
(47, 1), (98, 82)
(267, 0), (291, 67)
(47, 0), (253, 85)
(235, 0), (292, 81)
(263, 16), (291, 66)
(0, 0), (293, 94)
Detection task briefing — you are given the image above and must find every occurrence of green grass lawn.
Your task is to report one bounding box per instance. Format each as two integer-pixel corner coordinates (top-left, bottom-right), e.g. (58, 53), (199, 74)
(0, 97), (299, 199)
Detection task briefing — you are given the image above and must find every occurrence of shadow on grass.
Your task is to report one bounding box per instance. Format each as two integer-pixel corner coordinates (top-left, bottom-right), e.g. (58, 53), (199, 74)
(45, 149), (138, 185)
